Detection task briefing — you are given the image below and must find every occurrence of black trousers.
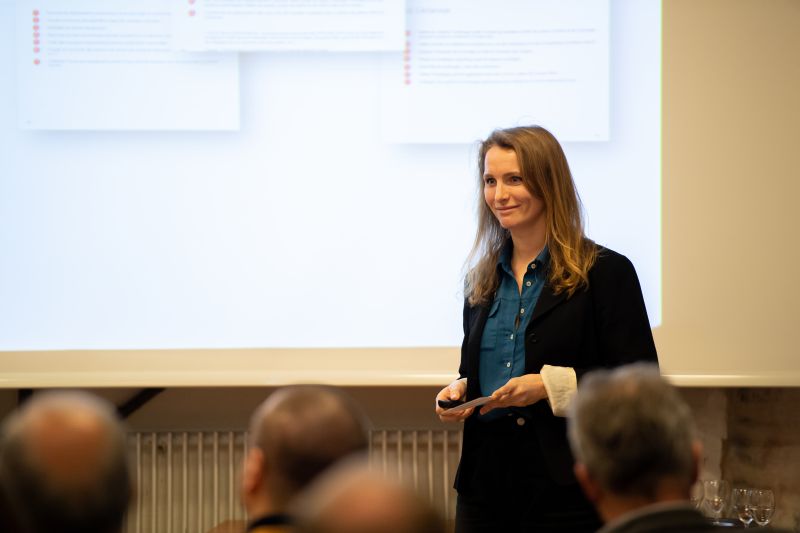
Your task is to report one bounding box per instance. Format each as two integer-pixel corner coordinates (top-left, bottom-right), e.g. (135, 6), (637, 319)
(454, 415), (601, 533)
(455, 481), (601, 533)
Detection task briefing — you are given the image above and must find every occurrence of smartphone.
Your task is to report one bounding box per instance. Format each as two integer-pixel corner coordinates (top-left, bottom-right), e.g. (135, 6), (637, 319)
(437, 399), (465, 409)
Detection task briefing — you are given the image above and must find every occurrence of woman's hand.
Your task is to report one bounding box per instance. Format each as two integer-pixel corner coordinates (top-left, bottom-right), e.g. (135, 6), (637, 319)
(435, 379), (474, 422)
(479, 374), (547, 415)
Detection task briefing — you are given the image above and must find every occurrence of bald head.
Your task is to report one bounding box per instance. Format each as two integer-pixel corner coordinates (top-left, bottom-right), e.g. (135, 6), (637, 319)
(248, 386), (369, 503)
(294, 461), (445, 533)
(0, 391), (131, 533)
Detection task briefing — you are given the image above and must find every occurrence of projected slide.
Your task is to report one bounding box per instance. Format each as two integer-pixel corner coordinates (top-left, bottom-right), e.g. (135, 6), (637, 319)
(17, 0), (239, 130)
(172, 0), (405, 52)
(380, 0), (609, 143)
(0, 1), (660, 350)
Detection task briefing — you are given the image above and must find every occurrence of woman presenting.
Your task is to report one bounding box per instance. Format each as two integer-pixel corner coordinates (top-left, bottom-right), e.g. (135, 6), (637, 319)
(436, 126), (658, 532)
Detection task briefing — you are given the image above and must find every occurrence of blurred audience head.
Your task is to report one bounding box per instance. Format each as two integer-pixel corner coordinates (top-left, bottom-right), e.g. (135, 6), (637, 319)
(294, 458), (445, 533)
(242, 385), (369, 518)
(0, 391), (132, 533)
(567, 363), (701, 520)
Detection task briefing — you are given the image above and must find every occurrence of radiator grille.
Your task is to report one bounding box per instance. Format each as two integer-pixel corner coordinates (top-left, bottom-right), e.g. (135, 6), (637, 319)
(125, 429), (462, 533)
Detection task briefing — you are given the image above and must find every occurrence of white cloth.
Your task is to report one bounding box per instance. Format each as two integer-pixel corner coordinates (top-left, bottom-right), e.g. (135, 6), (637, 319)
(540, 364), (577, 417)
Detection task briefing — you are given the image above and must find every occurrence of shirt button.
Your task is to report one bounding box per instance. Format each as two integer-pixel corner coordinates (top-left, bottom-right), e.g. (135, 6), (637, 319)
(516, 417), (526, 426)
(506, 362), (511, 368)
(525, 281), (532, 287)
(530, 263), (537, 270)
(520, 308), (525, 314)
(509, 334), (514, 340)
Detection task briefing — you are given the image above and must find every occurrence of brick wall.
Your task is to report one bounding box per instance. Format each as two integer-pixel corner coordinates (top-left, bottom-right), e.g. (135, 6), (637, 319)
(683, 388), (800, 531)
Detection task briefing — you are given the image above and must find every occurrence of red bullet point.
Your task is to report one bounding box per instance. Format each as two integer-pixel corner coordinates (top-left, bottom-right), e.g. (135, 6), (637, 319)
(34, 47), (40, 53)
(32, 9), (39, 15)
(188, 9), (195, 16)
(33, 58), (40, 65)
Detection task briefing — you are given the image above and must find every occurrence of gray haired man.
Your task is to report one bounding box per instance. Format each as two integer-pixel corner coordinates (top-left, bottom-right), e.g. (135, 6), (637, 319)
(567, 363), (712, 533)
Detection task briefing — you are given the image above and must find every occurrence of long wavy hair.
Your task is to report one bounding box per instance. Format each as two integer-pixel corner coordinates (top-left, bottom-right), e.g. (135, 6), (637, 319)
(465, 126), (597, 306)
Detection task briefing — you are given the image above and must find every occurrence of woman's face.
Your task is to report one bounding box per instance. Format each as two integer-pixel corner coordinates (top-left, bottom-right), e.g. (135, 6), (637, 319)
(483, 145), (546, 238)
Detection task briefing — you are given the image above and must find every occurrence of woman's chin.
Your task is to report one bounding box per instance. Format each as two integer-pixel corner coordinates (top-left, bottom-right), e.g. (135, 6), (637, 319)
(497, 218), (518, 231)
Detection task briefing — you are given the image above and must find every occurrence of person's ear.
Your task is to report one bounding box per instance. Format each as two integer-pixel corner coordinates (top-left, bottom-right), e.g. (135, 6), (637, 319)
(242, 447), (266, 495)
(574, 462), (600, 503)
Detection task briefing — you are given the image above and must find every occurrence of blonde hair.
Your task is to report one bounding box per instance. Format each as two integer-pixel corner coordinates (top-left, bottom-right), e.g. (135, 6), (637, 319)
(466, 126), (597, 306)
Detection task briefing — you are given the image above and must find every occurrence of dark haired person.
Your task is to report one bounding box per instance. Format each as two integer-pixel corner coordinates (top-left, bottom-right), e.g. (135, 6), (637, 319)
(241, 385), (369, 533)
(435, 126), (658, 532)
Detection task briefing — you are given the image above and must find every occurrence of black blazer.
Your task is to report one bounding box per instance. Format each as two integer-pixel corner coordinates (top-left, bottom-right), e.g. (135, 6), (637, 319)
(455, 246), (658, 493)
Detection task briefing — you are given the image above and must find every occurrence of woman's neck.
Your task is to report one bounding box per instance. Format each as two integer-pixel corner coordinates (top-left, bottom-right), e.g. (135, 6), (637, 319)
(510, 231), (546, 265)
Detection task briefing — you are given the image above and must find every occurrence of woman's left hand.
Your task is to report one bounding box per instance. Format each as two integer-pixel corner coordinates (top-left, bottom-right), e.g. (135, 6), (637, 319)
(479, 374), (548, 415)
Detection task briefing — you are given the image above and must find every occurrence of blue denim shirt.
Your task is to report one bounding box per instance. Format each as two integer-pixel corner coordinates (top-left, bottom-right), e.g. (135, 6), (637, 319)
(478, 245), (549, 420)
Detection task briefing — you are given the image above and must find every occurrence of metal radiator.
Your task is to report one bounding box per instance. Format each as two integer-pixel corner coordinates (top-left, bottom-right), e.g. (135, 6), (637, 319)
(125, 429), (462, 533)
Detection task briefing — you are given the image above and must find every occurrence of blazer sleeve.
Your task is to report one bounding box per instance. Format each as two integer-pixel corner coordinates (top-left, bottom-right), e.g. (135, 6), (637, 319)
(575, 250), (658, 381)
(458, 298), (469, 380)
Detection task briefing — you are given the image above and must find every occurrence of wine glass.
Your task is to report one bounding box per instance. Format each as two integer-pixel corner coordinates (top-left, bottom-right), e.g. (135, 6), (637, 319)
(732, 488), (754, 527)
(689, 481), (704, 510)
(751, 488), (775, 527)
(703, 480), (729, 521)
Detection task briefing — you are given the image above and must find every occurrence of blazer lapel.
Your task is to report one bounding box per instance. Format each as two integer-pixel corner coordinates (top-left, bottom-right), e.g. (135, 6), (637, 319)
(530, 284), (567, 323)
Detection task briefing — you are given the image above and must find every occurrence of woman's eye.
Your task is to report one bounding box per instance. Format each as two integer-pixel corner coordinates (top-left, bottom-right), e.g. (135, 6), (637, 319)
(484, 178), (495, 186)
(510, 176), (523, 183)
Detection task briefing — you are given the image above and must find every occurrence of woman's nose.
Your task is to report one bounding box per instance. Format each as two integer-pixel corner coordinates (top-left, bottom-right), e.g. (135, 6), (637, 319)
(494, 182), (509, 202)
